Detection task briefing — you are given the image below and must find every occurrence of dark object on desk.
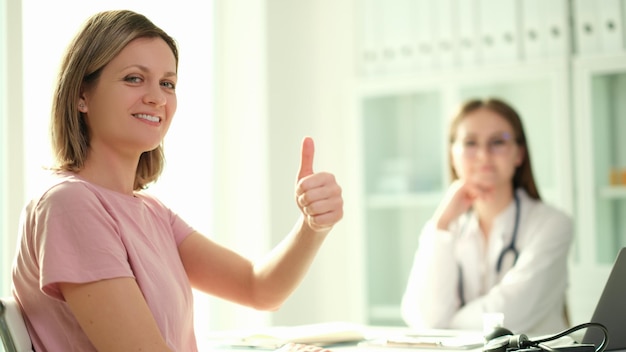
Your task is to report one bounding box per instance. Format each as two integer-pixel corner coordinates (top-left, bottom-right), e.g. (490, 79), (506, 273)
(483, 322), (607, 352)
(484, 326), (513, 342)
(582, 247), (626, 351)
(483, 331), (532, 352)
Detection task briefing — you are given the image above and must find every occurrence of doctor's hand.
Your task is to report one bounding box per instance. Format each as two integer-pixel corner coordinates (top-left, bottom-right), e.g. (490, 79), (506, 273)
(432, 179), (488, 231)
(295, 137), (343, 233)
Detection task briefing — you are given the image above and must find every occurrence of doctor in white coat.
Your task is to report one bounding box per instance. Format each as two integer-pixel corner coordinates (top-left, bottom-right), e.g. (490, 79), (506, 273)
(401, 98), (573, 336)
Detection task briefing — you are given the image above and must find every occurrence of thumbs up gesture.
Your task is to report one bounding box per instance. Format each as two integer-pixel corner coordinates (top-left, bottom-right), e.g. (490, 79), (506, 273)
(295, 137), (343, 232)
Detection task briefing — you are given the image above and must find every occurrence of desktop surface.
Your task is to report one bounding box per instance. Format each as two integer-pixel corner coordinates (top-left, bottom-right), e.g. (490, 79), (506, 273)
(199, 325), (485, 352)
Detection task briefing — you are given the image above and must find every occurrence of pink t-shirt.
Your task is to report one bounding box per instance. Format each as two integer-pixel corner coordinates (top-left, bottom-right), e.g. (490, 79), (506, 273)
(12, 172), (198, 351)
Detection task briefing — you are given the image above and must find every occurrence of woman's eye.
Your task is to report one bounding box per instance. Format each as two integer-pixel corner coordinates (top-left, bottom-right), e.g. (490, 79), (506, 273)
(124, 76), (142, 83)
(463, 140), (477, 147)
(161, 81), (175, 89)
(490, 139), (506, 146)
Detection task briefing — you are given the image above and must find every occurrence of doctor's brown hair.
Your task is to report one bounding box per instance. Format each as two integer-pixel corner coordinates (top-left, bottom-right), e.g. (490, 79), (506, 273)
(447, 98), (541, 200)
(50, 10), (179, 190)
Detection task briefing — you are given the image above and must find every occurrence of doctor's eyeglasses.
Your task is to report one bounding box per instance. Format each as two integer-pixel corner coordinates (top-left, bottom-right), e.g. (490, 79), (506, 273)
(452, 132), (518, 159)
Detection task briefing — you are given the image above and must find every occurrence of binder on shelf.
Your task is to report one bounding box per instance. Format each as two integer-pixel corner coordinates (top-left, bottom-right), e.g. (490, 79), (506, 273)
(520, 0), (546, 60)
(359, 0), (385, 76)
(413, 0), (437, 72)
(543, 0), (570, 58)
(381, 0), (415, 74)
(597, 0), (624, 54)
(477, 0), (520, 64)
(433, 0), (456, 69)
(572, 0), (601, 56)
(521, 0), (569, 60)
(456, 0), (479, 68)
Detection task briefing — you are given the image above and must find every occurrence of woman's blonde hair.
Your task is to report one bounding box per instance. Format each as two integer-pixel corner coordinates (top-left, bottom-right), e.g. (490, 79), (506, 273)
(448, 98), (541, 200)
(51, 10), (179, 190)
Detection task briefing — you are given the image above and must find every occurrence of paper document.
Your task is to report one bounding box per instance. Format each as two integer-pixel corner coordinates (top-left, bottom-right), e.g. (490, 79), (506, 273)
(360, 331), (485, 350)
(233, 321), (366, 348)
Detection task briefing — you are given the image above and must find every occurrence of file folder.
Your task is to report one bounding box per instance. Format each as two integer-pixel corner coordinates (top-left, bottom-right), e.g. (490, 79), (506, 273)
(413, 0), (437, 71)
(572, 0), (601, 56)
(456, 0), (479, 68)
(477, 0), (520, 64)
(433, 0), (456, 69)
(521, 0), (569, 60)
(520, 0), (546, 60)
(597, 0), (624, 54)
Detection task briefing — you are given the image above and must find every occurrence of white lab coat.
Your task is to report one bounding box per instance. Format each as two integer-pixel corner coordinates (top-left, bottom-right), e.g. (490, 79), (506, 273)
(401, 188), (573, 336)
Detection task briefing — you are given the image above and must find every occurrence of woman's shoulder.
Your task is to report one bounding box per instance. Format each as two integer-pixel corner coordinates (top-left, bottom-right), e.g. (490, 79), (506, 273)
(33, 171), (92, 200)
(33, 171), (129, 207)
(517, 189), (572, 227)
(20, 172), (97, 220)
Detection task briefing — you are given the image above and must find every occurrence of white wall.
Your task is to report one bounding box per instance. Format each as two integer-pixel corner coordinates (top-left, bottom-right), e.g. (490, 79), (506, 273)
(264, 0), (365, 325)
(211, 0), (366, 328)
(209, 0), (272, 330)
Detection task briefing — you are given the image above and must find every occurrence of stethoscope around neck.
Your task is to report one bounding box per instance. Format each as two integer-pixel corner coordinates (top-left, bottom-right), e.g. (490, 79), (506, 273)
(457, 192), (521, 306)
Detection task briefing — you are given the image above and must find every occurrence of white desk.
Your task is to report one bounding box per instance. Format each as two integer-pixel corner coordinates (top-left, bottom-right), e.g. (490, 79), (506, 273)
(198, 325), (485, 352)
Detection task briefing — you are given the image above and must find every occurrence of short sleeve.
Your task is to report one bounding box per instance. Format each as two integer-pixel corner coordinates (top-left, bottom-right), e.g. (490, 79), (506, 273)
(35, 183), (133, 300)
(137, 192), (195, 246)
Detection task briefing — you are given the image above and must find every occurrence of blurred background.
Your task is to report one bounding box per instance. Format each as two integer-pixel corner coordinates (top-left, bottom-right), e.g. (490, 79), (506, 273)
(2, 0), (626, 338)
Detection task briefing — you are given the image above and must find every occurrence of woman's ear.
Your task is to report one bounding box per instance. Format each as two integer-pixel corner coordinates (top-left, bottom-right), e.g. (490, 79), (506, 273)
(78, 97), (88, 113)
(78, 89), (89, 113)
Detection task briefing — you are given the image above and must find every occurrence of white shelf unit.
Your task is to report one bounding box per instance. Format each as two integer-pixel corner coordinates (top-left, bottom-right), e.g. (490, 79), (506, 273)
(355, 59), (573, 326)
(573, 55), (626, 264)
(569, 55), (626, 324)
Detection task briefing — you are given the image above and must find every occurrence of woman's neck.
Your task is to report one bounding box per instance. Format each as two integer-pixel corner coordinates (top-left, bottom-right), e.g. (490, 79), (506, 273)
(78, 148), (140, 196)
(474, 186), (515, 238)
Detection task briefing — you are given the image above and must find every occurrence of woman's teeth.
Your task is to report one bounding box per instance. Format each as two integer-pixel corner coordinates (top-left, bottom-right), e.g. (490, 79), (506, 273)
(134, 113), (160, 122)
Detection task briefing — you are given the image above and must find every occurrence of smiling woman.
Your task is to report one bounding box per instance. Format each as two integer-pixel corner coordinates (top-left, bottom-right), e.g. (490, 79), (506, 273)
(20, 1), (214, 219)
(13, 0), (216, 334)
(9, 3), (347, 351)
(11, 7), (344, 350)
(68, 36), (179, 192)
(4, 0), (294, 338)
(13, 3), (216, 350)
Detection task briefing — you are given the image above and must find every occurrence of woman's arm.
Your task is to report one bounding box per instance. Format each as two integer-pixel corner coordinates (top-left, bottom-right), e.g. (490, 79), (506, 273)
(59, 277), (173, 352)
(180, 137), (343, 310)
(401, 221), (461, 329)
(179, 218), (329, 310)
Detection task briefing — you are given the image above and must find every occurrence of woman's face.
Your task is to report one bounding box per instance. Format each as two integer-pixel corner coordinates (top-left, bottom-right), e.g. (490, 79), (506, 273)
(79, 37), (177, 158)
(451, 107), (524, 193)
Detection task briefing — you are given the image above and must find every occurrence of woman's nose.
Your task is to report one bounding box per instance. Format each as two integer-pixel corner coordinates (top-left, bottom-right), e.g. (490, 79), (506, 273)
(143, 84), (167, 106)
(475, 144), (492, 159)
